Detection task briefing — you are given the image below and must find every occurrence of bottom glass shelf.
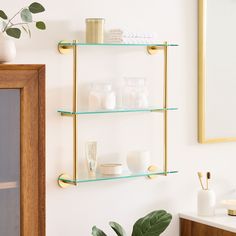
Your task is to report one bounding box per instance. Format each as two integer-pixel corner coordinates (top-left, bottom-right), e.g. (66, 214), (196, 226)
(59, 170), (178, 184)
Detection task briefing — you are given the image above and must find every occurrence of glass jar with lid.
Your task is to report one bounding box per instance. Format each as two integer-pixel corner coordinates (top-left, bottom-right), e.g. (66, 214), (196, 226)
(122, 77), (149, 109)
(88, 82), (116, 110)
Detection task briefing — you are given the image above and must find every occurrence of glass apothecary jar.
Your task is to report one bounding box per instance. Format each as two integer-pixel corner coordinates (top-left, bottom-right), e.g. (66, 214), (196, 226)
(122, 77), (149, 109)
(88, 83), (116, 110)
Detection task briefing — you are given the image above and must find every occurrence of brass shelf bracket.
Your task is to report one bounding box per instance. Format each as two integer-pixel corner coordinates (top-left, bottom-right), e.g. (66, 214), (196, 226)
(58, 41), (73, 54)
(58, 40), (79, 188)
(147, 165), (158, 179)
(147, 45), (164, 55)
(163, 42), (168, 176)
(58, 174), (76, 188)
(147, 42), (169, 176)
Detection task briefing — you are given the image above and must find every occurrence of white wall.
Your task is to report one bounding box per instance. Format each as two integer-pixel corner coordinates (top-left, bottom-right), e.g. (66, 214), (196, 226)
(2, 0), (236, 235)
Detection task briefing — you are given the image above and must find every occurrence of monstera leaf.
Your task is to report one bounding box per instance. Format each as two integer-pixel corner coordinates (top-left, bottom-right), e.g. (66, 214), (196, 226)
(92, 226), (107, 236)
(109, 221), (127, 236)
(131, 210), (172, 236)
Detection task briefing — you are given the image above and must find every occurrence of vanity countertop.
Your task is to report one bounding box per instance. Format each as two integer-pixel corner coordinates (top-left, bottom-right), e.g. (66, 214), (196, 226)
(179, 210), (236, 233)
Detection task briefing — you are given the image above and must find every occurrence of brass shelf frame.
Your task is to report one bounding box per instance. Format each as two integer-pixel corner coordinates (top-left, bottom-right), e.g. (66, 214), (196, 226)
(57, 41), (174, 188)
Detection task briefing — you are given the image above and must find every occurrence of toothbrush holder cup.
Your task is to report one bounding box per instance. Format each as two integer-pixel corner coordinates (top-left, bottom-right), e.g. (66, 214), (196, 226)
(197, 189), (216, 216)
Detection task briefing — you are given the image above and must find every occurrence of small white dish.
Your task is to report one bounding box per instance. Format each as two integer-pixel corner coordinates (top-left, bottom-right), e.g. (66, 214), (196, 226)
(221, 199), (236, 216)
(100, 164), (123, 175)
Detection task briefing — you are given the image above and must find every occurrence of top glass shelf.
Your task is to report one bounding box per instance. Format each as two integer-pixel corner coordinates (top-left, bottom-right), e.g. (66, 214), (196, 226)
(58, 42), (178, 47)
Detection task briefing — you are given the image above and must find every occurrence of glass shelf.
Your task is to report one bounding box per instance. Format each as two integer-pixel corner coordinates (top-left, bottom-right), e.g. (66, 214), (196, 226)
(59, 42), (178, 47)
(59, 170), (178, 184)
(58, 107), (178, 115)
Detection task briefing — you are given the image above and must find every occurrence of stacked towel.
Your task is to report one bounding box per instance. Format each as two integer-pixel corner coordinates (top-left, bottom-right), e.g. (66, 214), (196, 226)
(107, 29), (157, 44)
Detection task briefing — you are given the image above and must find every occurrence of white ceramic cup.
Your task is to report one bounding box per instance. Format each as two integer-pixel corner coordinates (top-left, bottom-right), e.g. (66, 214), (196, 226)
(197, 189), (216, 216)
(126, 150), (150, 173)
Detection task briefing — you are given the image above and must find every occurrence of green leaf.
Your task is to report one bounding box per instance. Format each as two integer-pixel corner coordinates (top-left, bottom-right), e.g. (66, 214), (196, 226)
(36, 21), (46, 30)
(109, 222), (127, 236)
(6, 28), (21, 39)
(131, 210), (172, 236)
(92, 226), (107, 236)
(20, 8), (32, 22)
(29, 2), (45, 13)
(0, 10), (7, 20)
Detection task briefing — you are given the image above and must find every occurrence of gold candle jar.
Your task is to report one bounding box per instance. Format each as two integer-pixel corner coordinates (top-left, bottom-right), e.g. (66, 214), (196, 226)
(86, 18), (105, 43)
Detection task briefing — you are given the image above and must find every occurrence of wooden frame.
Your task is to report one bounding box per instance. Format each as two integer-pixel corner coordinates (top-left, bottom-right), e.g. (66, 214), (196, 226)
(0, 65), (45, 236)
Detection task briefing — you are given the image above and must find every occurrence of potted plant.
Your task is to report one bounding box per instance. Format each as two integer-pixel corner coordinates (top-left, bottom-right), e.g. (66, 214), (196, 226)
(92, 210), (172, 236)
(0, 2), (46, 63)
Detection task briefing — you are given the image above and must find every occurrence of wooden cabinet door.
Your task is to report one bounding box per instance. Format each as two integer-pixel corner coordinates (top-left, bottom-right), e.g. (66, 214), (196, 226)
(0, 65), (45, 236)
(180, 218), (236, 236)
(191, 221), (222, 236)
(222, 231), (236, 236)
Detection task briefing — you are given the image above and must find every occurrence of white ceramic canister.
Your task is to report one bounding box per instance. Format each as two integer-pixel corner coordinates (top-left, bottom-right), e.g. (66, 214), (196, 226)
(0, 33), (16, 63)
(197, 189), (216, 216)
(126, 150), (150, 173)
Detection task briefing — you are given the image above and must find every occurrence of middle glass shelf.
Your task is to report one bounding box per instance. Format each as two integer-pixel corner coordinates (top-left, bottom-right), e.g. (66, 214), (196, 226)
(58, 107), (178, 115)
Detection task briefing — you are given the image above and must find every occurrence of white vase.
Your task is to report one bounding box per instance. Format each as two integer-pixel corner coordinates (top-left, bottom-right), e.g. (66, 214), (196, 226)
(0, 33), (16, 63)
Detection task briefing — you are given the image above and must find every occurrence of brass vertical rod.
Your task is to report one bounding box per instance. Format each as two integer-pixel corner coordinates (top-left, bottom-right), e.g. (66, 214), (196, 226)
(163, 42), (168, 175)
(73, 40), (78, 185)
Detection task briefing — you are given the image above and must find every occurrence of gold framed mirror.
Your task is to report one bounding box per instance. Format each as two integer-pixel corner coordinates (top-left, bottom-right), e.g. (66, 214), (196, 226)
(198, 0), (236, 143)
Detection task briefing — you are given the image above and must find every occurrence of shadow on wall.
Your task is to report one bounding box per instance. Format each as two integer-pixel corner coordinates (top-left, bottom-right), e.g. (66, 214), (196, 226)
(15, 20), (84, 52)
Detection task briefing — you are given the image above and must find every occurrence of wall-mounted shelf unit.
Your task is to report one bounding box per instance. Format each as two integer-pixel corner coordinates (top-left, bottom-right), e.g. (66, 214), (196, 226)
(57, 40), (178, 188)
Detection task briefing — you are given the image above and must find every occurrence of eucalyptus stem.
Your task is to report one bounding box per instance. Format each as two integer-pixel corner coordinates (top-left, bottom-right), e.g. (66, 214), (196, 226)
(8, 22), (29, 27)
(3, 7), (24, 32)
(1, 2), (46, 38)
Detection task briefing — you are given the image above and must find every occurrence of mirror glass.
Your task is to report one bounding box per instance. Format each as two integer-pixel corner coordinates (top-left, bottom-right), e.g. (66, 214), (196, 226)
(0, 89), (20, 235)
(199, 0), (236, 142)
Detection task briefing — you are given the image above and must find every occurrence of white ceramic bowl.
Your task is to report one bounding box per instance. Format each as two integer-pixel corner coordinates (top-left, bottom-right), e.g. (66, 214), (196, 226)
(100, 164), (123, 175)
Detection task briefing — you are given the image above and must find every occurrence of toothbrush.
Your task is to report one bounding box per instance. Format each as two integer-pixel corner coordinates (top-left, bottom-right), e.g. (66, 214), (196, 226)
(206, 172), (211, 190)
(198, 172), (205, 190)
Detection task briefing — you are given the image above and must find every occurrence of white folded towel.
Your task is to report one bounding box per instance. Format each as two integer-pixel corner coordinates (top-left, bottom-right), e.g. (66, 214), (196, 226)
(109, 29), (156, 39)
(106, 37), (157, 44)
